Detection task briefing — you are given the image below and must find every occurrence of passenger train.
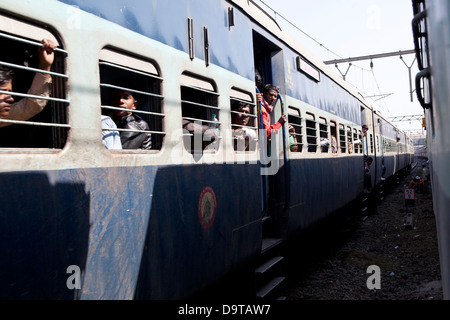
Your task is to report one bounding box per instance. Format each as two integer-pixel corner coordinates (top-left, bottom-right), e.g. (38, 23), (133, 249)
(0, 0), (413, 299)
(412, 0), (450, 300)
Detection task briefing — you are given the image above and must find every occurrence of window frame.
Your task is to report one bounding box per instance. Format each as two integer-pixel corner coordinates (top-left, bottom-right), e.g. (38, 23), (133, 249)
(0, 14), (69, 150)
(287, 106), (303, 153)
(99, 47), (165, 151)
(230, 87), (257, 153)
(339, 123), (346, 153)
(305, 112), (317, 153)
(180, 72), (220, 155)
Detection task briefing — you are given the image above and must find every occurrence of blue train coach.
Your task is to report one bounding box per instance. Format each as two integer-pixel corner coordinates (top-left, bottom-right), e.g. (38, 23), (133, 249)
(0, 0), (413, 299)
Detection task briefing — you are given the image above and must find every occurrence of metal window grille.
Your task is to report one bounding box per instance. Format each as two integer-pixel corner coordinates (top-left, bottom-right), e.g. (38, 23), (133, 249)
(319, 117), (329, 153)
(288, 107), (303, 153)
(230, 89), (257, 152)
(370, 134), (374, 153)
(347, 126), (353, 154)
(99, 50), (165, 150)
(353, 128), (359, 154)
(339, 124), (346, 153)
(0, 29), (69, 149)
(358, 131), (363, 153)
(180, 73), (219, 154)
(305, 113), (317, 153)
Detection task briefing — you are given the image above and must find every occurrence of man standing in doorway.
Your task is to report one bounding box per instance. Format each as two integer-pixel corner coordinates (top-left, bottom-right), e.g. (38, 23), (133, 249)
(256, 84), (286, 140)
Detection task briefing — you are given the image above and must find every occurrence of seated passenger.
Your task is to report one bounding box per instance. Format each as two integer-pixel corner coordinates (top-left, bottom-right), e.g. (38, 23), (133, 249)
(0, 39), (57, 127)
(101, 115), (122, 149)
(110, 89), (152, 150)
(203, 127), (220, 151)
(348, 137), (353, 154)
(288, 124), (298, 152)
(182, 119), (219, 151)
(231, 101), (256, 151)
(320, 137), (330, 152)
(331, 135), (338, 153)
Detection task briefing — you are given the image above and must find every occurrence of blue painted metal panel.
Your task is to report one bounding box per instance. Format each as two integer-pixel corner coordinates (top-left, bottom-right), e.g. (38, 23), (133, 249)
(58, 0), (255, 81)
(284, 51), (361, 124)
(0, 163), (262, 299)
(134, 164), (262, 299)
(281, 157), (364, 234)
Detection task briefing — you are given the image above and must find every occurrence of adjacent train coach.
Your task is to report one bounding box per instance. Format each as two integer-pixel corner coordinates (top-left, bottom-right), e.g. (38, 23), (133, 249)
(0, 0), (413, 299)
(412, 0), (450, 299)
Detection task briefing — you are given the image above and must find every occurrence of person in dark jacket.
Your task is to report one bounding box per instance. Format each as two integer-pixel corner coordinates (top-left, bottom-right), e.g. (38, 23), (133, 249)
(110, 89), (152, 149)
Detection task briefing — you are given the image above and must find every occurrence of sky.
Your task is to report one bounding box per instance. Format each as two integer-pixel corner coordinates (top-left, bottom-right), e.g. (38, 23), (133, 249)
(256, 0), (424, 134)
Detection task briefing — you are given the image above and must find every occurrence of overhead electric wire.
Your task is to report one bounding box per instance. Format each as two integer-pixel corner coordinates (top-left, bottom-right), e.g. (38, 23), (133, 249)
(258, 0), (343, 60)
(257, 0), (399, 118)
(258, 1), (376, 78)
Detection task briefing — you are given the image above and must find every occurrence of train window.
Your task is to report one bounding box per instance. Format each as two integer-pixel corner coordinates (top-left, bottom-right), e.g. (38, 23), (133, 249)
(339, 124), (346, 153)
(0, 14), (69, 149)
(99, 48), (164, 151)
(305, 112), (317, 153)
(318, 117), (329, 153)
(288, 106), (303, 152)
(180, 72), (220, 154)
(358, 130), (363, 154)
(347, 126), (353, 154)
(230, 88), (257, 152)
(353, 128), (359, 154)
(330, 121), (338, 153)
(370, 134), (374, 153)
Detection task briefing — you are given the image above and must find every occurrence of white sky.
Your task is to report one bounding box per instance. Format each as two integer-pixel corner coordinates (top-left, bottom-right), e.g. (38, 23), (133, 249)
(256, 0), (424, 133)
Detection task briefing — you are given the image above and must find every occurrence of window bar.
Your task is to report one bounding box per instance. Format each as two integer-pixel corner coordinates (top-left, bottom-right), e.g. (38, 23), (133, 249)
(230, 97), (256, 106)
(290, 123), (302, 129)
(0, 118), (70, 127)
(99, 61), (163, 80)
(0, 32), (68, 54)
(104, 127), (166, 135)
(101, 105), (165, 118)
(230, 110), (257, 118)
(180, 84), (219, 96)
(182, 116), (221, 126)
(0, 89), (70, 104)
(288, 114), (302, 120)
(181, 100), (220, 110)
(230, 123), (258, 130)
(100, 83), (164, 99)
(0, 61), (68, 79)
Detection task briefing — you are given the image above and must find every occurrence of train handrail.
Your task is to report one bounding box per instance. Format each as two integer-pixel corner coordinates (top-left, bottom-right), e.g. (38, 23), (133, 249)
(256, 87), (268, 217)
(415, 68), (432, 109)
(411, 0), (432, 109)
(412, 8), (428, 71)
(277, 93), (290, 208)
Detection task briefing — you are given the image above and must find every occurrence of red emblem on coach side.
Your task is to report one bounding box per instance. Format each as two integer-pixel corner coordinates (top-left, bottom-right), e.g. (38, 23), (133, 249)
(198, 186), (217, 229)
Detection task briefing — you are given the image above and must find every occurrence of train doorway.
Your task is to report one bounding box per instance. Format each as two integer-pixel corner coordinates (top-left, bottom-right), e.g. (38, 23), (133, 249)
(253, 32), (276, 92)
(252, 31), (287, 241)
